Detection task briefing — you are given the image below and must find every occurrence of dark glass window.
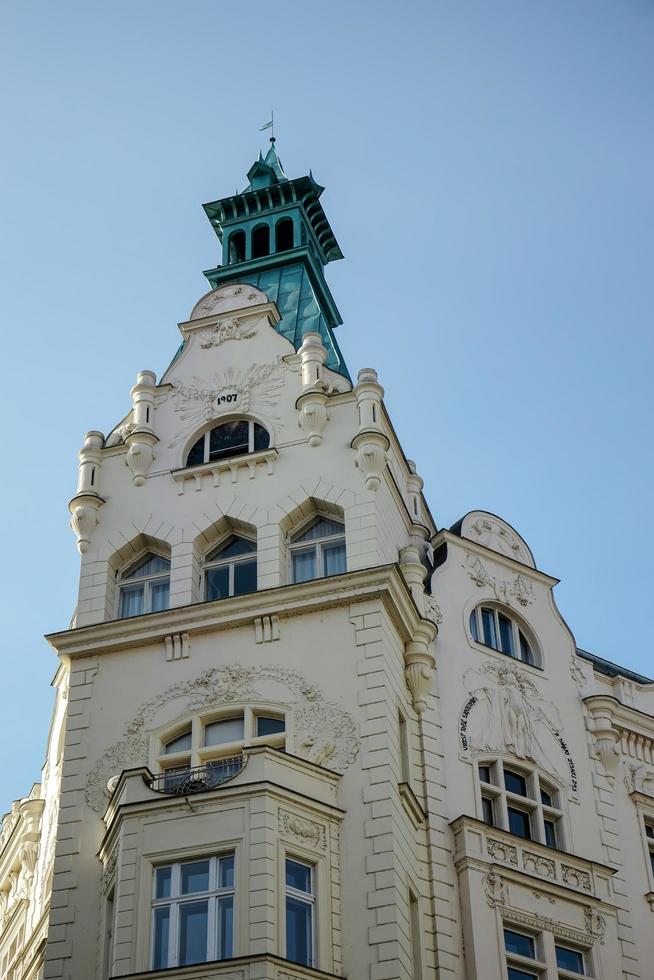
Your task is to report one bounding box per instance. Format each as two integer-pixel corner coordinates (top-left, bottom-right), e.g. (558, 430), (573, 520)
(285, 859), (314, 967)
(504, 930), (535, 959)
(544, 819), (557, 849)
(478, 765), (492, 784)
(481, 796), (495, 826)
(507, 970), (538, 980)
(276, 217), (294, 251)
(504, 770), (528, 797)
(227, 230), (246, 264)
(204, 536), (257, 601)
(185, 421), (270, 467)
(252, 224), (270, 258)
(540, 788), (554, 807)
(555, 945), (585, 973)
(256, 715), (285, 737)
(507, 806), (531, 839)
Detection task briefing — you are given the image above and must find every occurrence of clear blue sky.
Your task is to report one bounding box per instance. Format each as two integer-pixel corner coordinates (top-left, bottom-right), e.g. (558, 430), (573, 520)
(1, 0), (653, 808)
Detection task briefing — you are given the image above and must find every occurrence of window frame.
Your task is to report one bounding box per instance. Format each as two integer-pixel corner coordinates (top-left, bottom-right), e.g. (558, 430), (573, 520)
(116, 551), (171, 619)
(202, 535), (258, 601)
(185, 419), (270, 468)
(288, 516), (346, 584)
(469, 602), (539, 668)
(284, 856), (316, 968)
(502, 923), (594, 980)
(476, 759), (565, 849)
(150, 853), (235, 970)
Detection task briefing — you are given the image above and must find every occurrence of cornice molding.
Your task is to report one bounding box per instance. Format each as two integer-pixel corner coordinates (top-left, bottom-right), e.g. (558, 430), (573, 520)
(432, 529), (559, 587)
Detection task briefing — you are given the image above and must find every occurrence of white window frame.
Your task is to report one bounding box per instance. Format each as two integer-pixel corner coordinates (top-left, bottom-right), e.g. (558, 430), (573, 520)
(284, 856), (316, 968)
(187, 419), (268, 466)
(116, 552), (170, 619)
(502, 923), (594, 979)
(477, 759), (565, 849)
(469, 603), (539, 667)
(503, 925), (546, 978)
(150, 854), (235, 969)
(202, 536), (258, 600)
(288, 517), (346, 584)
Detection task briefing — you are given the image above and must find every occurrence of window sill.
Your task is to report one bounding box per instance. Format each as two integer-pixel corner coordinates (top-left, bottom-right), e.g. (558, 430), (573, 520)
(171, 448), (278, 494)
(468, 637), (544, 672)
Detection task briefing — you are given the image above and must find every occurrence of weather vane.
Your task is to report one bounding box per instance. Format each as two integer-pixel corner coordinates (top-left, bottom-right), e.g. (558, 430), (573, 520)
(259, 110), (275, 144)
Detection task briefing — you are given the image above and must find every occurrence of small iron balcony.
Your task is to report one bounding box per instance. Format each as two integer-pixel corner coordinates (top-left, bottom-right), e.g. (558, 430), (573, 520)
(149, 756), (245, 796)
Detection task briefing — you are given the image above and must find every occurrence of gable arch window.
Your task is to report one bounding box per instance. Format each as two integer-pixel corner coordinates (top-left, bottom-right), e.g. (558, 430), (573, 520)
(186, 420), (269, 467)
(289, 517), (346, 584)
(476, 758), (564, 849)
(275, 217), (294, 252)
(117, 553), (170, 618)
(251, 223), (270, 259)
(469, 604), (537, 666)
(204, 536), (257, 601)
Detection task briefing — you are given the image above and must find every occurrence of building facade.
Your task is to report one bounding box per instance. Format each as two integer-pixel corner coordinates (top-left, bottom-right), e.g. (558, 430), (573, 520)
(2, 144), (654, 980)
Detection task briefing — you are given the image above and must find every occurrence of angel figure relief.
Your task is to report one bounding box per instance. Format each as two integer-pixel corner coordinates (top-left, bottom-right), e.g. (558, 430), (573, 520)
(463, 662), (566, 780)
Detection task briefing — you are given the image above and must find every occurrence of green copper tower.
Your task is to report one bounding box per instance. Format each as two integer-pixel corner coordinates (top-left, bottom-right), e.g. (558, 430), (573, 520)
(202, 143), (349, 379)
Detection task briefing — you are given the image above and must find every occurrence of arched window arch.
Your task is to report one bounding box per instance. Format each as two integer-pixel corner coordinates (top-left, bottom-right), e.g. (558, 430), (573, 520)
(275, 217), (294, 252)
(469, 604), (538, 666)
(251, 223), (270, 259)
(475, 757), (565, 849)
(185, 419), (270, 467)
(204, 536), (257, 601)
(117, 552), (170, 618)
(227, 230), (246, 264)
(289, 517), (346, 583)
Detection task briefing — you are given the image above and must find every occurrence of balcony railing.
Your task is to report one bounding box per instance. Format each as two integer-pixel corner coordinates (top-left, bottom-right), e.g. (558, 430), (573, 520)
(149, 757), (245, 796)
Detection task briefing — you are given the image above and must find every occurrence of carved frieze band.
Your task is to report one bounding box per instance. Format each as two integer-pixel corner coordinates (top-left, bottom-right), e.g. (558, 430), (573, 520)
(484, 872), (605, 945)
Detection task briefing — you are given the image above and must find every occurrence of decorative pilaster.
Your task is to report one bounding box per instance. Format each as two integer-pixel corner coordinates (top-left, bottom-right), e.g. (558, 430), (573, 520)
(296, 332), (329, 447)
(351, 368), (389, 491)
(69, 431), (105, 554)
(125, 370), (158, 486)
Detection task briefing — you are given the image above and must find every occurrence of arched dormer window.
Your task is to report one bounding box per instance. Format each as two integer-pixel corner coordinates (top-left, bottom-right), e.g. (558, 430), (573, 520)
(204, 536), (257, 601)
(117, 552), (170, 618)
(289, 517), (346, 584)
(186, 420), (269, 467)
(275, 217), (294, 252)
(252, 224), (270, 259)
(469, 604), (537, 666)
(227, 230), (246, 264)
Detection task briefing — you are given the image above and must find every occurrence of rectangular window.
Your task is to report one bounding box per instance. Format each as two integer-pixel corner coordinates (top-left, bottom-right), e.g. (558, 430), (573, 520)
(498, 612), (515, 655)
(543, 818), (558, 849)
(285, 858), (315, 967)
(481, 607), (498, 648)
(507, 970), (538, 980)
(409, 890), (422, 977)
(555, 944), (585, 974)
(504, 929), (535, 959)
(504, 769), (528, 797)
(507, 806), (531, 839)
(478, 764), (492, 784)
(481, 795), (495, 826)
(292, 547), (317, 584)
(151, 854), (235, 969)
(398, 711), (410, 783)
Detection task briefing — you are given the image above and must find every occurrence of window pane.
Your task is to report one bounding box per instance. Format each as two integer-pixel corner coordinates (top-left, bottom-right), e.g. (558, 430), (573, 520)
(292, 547), (316, 583)
(294, 518), (344, 542)
(540, 787), (554, 807)
(504, 930), (535, 958)
(256, 715), (285, 737)
(481, 796), (494, 826)
(646, 824), (654, 839)
(519, 631), (534, 664)
(178, 900), (208, 965)
(504, 770), (528, 797)
(498, 613), (515, 655)
(206, 565), (230, 602)
(218, 895), (234, 959)
(507, 970), (538, 980)
(650, 850), (654, 878)
(544, 819), (557, 849)
(153, 907), (170, 969)
(180, 861), (210, 894)
(209, 421), (249, 460)
(508, 807), (531, 839)
(323, 541), (346, 576)
(219, 854), (235, 889)
(555, 945), (585, 973)
(186, 435), (205, 467)
(233, 559), (257, 595)
(286, 859), (312, 893)
(119, 583), (144, 618)
(207, 537), (256, 561)
(164, 730), (192, 754)
(253, 423), (269, 451)
(481, 608), (498, 649)
(123, 553), (171, 578)
(286, 896), (312, 966)
(204, 717), (244, 746)
(155, 867), (172, 899)
(470, 610), (479, 642)
(478, 765), (491, 784)
(149, 579), (170, 613)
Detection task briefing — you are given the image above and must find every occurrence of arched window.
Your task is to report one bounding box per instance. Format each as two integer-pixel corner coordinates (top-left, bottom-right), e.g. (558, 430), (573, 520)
(204, 536), (257, 601)
(186, 420), (269, 467)
(117, 552), (170, 618)
(469, 605), (536, 666)
(251, 224), (270, 259)
(275, 217), (294, 252)
(476, 758), (564, 849)
(289, 517), (346, 584)
(227, 230), (246, 264)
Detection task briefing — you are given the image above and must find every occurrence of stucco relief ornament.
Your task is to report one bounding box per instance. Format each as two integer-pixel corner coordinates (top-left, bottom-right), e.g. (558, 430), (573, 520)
(423, 594), (443, 626)
(483, 870), (506, 908)
(463, 554), (535, 607)
(165, 358), (286, 448)
(624, 763), (654, 796)
(85, 665), (359, 813)
(196, 318), (258, 348)
(105, 419), (136, 447)
(465, 518), (530, 564)
(460, 663), (572, 785)
(584, 907), (606, 944)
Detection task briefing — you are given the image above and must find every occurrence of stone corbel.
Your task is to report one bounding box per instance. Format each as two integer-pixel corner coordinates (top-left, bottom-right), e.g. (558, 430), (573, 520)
(352, 368), (389, 491)
(69, 430), (105, 554)
(586, 701), (621, 783)
(404, 621), (437, 714)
